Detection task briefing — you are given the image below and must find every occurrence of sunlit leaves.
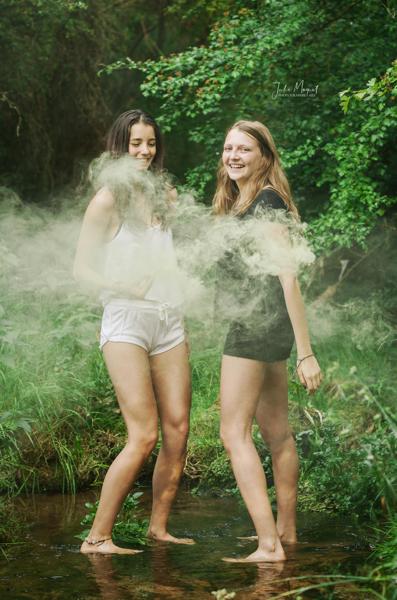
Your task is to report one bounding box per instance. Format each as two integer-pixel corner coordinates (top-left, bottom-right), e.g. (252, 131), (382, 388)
(311, 62), (397, 251)
(103, 1), (397, 251)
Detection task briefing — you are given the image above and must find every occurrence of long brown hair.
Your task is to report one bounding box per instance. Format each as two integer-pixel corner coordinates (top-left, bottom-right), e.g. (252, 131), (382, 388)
(213, 120), (299, 217)
(105, 109), (164, 171)
(93, 110), (169, 227)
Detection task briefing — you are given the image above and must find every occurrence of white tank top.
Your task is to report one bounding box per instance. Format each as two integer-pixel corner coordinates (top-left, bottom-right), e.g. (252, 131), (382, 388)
(100, 223), (183, 308)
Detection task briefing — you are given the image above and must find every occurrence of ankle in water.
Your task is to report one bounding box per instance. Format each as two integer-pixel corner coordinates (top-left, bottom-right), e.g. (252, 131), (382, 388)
(84, 536), (112, 546)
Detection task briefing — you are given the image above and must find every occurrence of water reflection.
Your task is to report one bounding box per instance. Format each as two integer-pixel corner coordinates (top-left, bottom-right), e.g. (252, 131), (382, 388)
(86, 555), (122, 600)
(0, 491), (369, 600)
(238, 562), (288, 599)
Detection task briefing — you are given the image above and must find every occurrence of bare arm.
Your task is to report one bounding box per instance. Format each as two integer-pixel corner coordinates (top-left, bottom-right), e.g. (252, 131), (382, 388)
(73, 188), (152, 298)
(278, 273), (322, 393)
(73, 188), (116, 291)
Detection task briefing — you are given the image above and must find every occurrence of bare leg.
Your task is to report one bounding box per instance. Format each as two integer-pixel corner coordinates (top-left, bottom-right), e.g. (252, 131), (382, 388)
(81, 343), (158, 555)
(147, 342), (194, 544)
(255, 362), (298, 544)
(220, 355), (286, 562)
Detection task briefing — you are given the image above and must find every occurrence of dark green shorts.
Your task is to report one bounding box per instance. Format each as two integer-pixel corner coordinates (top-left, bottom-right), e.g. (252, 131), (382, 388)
(223, 317), (294, 363)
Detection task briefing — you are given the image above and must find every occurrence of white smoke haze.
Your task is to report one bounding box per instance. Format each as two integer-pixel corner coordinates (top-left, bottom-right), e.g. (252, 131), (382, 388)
(171, 196), (315, 323)
(0, 199), (80, 294)
(22, 159), (393, 377)
(0, 155), (319, 359)
(0, 188), (100, 368)
(308, 296), (395, 350)
(1, 152), (394, 381)
(89, 153), (172, 229)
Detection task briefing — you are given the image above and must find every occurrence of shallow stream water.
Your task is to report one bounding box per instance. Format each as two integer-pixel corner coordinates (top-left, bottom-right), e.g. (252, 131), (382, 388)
(1, 490), (370, 599)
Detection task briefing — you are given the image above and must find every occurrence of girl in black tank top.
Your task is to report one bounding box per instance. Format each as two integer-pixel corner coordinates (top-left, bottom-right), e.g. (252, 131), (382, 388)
(213, 120), (322, 563)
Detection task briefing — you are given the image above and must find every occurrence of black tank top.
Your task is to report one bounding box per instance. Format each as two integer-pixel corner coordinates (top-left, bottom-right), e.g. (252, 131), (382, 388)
(215, 188), (288, 320)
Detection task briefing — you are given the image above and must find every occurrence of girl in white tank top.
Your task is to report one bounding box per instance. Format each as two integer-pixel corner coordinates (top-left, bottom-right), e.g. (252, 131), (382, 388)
(100, 221), (184, 308)
(74, 110), (193, 555)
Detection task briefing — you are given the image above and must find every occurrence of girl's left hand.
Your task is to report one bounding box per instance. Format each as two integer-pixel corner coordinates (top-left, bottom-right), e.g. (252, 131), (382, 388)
(296, 355), (322, 393)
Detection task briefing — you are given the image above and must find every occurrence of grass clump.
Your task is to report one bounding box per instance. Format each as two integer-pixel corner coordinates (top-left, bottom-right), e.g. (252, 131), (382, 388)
(76, 491), (149, 547)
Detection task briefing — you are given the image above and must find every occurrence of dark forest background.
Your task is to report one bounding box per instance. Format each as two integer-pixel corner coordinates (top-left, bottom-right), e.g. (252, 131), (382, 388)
(1, 0), (223, 195)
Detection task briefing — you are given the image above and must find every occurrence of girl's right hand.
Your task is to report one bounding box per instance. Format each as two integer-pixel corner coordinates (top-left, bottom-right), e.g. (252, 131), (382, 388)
(296, 355), (322, 393)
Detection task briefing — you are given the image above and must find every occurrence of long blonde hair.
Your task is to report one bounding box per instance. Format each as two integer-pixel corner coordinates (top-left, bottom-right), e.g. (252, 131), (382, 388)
(213, 120), (299, 218)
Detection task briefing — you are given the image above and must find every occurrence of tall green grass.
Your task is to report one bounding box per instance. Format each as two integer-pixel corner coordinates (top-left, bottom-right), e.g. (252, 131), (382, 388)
(1, 285), (396, 511)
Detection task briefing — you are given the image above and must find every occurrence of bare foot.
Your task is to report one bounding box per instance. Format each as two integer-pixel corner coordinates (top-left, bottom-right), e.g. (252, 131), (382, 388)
(147, 531), (195, 545)
(80, 539), (143, 555)
(223, 542), (286, 563)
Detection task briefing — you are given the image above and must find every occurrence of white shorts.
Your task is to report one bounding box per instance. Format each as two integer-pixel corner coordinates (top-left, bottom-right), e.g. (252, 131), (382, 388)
(100, 300), (185, 356)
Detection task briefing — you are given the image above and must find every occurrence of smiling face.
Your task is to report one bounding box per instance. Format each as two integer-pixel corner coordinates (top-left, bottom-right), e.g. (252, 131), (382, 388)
(222, 128), (263, 186)
(128, 121), (157, 169)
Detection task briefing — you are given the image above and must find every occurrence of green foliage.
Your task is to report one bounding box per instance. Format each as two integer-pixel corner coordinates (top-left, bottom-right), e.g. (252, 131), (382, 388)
(340, 60), (397, 114)
(297, 411), (397, 515)
(105, 1), (397, 249)
(0, 0), (214, 195)
(0, 0), (110, 191)
(77, 492), (149, 546)
(371, 517), (397, 594)
(104, 4), (312, 127)
(311, 61), (397, 251)
(0, 411), (33, 448)
(0, 281), (123, 493)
